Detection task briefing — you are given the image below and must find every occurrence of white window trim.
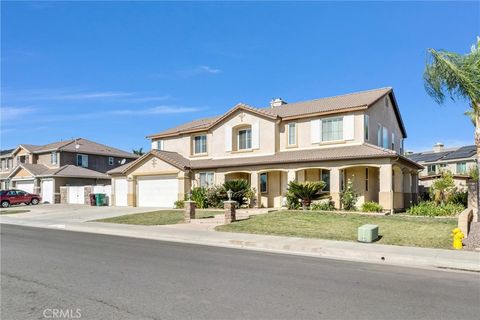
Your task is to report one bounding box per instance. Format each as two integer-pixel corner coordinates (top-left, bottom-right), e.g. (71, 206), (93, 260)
(260, 172), (268, 193)
(237, 128), (252, 150)
(193, 135), (208, 155)
(51, 152), (57, 165)
(321, 116), (344, 142)
(287, 122), (297, 146)
(199, 172), (214, 188)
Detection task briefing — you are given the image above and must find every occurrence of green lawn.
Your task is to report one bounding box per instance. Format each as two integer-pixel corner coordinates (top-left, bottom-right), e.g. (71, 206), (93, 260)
(215, 210), (457, 249)
(0, 209), (30, 214)
(95, 210), (220, 225)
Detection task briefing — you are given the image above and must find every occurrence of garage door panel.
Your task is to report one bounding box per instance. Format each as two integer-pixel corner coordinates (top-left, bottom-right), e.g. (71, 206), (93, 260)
(114, 179), (128, 206)
(137, 175), (178, 208)
(41, 180), (54, 204)
(15, 180), (35, 194)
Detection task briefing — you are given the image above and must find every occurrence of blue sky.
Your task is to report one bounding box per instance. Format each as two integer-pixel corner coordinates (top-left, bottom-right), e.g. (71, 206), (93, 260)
(1, 1), (478, 153)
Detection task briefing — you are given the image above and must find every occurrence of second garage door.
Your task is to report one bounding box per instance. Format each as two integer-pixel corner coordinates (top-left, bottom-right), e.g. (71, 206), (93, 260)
(137, 175), (178, 208)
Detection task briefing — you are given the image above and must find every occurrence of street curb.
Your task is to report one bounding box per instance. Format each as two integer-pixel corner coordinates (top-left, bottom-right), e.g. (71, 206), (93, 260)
(2, 219), (479, 273)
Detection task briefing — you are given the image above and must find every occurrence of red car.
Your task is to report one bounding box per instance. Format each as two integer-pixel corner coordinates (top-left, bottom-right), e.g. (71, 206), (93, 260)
(0, 189), (42, 208)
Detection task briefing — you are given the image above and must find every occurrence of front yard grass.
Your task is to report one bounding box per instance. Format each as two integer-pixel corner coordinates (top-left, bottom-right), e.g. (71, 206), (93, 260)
(215, 210), (457, 249)
(95, 210), (219, 225)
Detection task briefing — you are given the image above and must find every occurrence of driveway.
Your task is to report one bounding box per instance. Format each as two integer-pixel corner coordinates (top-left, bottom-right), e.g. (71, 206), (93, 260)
(0, 204), (163, 223)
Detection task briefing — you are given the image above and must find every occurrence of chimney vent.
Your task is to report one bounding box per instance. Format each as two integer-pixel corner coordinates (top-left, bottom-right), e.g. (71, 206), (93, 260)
(270, 98), (287, 108)
(433, 142), (444, 153)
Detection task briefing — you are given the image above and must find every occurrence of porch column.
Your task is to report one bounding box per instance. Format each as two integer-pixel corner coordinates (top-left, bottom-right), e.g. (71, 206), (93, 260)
(287, 169), (296, 183)
(379, 164), (393, 213)
(330, 167), (341, 209)
(297, 170), (305, 183)
(411, 173), (419, 204)
(403, 170), (412, 209)
(127, 176), (136, 207)
(250, 171), (259, 208)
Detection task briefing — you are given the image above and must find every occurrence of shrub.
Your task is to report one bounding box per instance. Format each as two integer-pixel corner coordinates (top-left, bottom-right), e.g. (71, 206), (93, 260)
(361, 201), (383, 213)
(222, 179), (251, 206)
(340, 178), (358, 211)
(206, 186), (226, 209)
(406, 201), (464, 217)
(287, 181), (326, 209)
(311, 200), (335, 211)
(285, 192), (301, 210)
(449, 191), (468, 207)
(190, 187), (208, 209)
(174, 200), (185, 209)
(430, 171), (455, 204)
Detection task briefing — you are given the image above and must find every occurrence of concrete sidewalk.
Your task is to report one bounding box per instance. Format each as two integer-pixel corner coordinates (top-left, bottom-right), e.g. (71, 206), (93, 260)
(1, 214), (479, 273)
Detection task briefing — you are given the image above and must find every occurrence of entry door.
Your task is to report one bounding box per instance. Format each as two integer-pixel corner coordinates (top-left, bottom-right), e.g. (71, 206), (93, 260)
(41, 180), (54, 204)
(137, 175), (178, 208)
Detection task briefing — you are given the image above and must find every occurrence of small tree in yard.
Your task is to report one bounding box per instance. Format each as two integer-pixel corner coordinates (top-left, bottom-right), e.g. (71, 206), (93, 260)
(287, 181), (325, 209)
(430, 171), (456, 205)
(341, 178), (358, 211)
(222, 179), (251, 206)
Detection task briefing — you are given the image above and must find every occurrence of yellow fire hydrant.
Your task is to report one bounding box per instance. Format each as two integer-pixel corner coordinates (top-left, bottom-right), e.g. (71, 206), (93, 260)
(451, 228), (464, 250)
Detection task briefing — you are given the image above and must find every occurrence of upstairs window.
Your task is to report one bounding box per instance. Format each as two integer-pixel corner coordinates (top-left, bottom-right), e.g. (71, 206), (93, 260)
(288, 123), (297, 146)
(199, 172), (214, 187)
(260, 173), (268, 193)
(364, 115), (369, 141)
(391, 132), (395, 150)
(382, 127), (389, 149)
(457, 162), (467, 174)
(427, 165), (437, 175)
(108, 157), (114, 166)
(377, 125), (382, 147)
(322, 117), (343, 142)
(152, 140), (164, 150)
(194, 135), (207, 154)
(77, 154), (88, 168)
(51, 152), (57, 165)
(238, 128), (252, 150)
(400, 139), (405, 155)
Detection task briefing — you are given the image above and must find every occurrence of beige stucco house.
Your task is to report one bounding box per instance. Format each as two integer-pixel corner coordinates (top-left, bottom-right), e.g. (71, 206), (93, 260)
(109, 87), (422, 211)
(0, 138), (137, 203)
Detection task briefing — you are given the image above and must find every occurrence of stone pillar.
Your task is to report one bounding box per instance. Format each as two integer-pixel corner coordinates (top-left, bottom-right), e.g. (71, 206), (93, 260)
(379, 164), (394, 212)
(330, 168), (341, 209)
(84, 186), (93, 205)
(60, 186), (68, 204)
(287, 170), (296, 183)
(184, 200), (196, 222)
(224, 200), (236, 223)
(250, 172), (259, 208)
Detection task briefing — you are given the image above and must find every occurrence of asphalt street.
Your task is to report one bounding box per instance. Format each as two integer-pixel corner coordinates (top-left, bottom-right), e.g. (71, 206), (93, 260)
(1, 224), (479, 320)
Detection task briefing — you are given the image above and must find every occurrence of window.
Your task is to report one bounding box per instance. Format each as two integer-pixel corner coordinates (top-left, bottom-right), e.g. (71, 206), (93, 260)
(288, 123), (297, 146)
(364, 115), (369, 140)
(152, 140), (164, 150)
(260, 173), (268, 193)
(7, 159), (12, 169)
(7, 190), (17, 196)
(194, 135), (207, 154)
(51, 152), (57, 165)
(365, 168), (369, 191)
(391, 132), (395, 150)
(238, 128), (252, 150)
(377, 125), (382, 147)
(25, 155), (29, 163)
(382, 127), (388, 149)
(199, 172), (214, 187)
(108, 157), (114, 166)
(400, 139), (405, 155)
(321, 170), (330, 192)
(457, 162), (467, 174)
(427, 165), (437, 175)
(76, 154), (88, 168)
(321, 117), (343, 142)
(4, 180), (9, 189)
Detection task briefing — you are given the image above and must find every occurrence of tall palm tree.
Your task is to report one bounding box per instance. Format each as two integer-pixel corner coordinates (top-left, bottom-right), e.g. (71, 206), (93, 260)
(424, 37), (480, 216)
(132, 148), (144, 156)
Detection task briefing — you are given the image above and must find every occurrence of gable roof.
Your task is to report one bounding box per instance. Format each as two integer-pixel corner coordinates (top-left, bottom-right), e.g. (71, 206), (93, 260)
(8, 163), (110, 179)
(0, 149), (15, 157)
(147, 87), (407, 139)
(108, 149), (191, 174)
(407, 145), (476, 163)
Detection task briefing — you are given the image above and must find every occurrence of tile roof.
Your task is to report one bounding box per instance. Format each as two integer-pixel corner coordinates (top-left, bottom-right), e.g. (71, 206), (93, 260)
(108, 150), (191, 174)
(407, 145), (476, 163)
(9, 163), (110, 179)
(0, 149), (15, 157)
(147, 87), (402, 138)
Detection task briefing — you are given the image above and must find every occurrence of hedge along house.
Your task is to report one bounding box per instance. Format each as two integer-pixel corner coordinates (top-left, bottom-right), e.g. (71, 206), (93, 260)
(109, 88), (423, 211)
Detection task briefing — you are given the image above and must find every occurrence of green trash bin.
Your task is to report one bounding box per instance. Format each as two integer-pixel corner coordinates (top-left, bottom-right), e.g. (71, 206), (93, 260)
(95, 193), (106, 206)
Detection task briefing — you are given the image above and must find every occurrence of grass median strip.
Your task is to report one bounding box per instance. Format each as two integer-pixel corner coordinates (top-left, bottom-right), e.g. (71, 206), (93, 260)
(0, 209), (30, 214)
(215, 210), (457, 249)
(95, 210), (220, 225)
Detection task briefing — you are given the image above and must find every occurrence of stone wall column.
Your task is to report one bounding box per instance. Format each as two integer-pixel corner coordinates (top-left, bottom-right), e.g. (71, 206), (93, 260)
(329, 167), (341, 209)
(84, 186), (93, 205)
(184, 200), (196, 223)
(60, 186), (68, 204)
(224, 200), (236, 223)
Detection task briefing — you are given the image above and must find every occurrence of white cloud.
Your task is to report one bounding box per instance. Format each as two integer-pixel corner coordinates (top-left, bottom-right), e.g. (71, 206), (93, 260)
(197, 65), (222, 74)
(0, 106), (37, 121)
(109, 105), (202, 115)
(175, 65), (222, 78)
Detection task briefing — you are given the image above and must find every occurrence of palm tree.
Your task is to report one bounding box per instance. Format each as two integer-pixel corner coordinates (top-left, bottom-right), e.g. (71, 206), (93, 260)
(132, 148), (144, 156)
(424, 37), (480, 217)
(287, 181), (326, 209)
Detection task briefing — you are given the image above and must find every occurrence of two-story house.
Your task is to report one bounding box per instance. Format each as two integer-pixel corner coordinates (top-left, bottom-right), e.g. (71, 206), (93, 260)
(0, 138), (137, 203)
(109, 87), (422, 211)
(407, 143), (476, 191)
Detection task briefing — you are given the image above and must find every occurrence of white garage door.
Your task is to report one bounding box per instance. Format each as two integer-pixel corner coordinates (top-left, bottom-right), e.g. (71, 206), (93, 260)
(114, 179), (128, 207)
(41, 180), (54, 204)
(68, 186), (85, 204)
(15, 180), (35, 194)
(137, 175), (178, 208)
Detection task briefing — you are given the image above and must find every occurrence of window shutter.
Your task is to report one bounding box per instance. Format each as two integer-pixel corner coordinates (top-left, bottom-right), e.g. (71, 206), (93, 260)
(343, 115), (354, 140)
(252, 120), (260, 149)
(310, 119), (321, 144)
(225, 125), (232, 151)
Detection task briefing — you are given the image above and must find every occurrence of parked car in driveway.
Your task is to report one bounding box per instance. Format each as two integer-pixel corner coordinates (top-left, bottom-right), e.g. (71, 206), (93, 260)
(0, 189), (42, 208)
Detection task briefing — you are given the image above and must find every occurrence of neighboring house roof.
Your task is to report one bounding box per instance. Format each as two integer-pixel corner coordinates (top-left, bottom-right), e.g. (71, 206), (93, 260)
(0, 149), (15, 157)
(8, 163), (110, 179)
(109, 143), (422, 175)
(147, 87), (407, 139)
(407, 145), (476, 163)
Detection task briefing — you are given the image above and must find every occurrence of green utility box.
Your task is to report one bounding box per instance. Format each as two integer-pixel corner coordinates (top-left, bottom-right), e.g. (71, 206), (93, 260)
(95, 193), (106, 206)
(358, 224), (379, 243)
